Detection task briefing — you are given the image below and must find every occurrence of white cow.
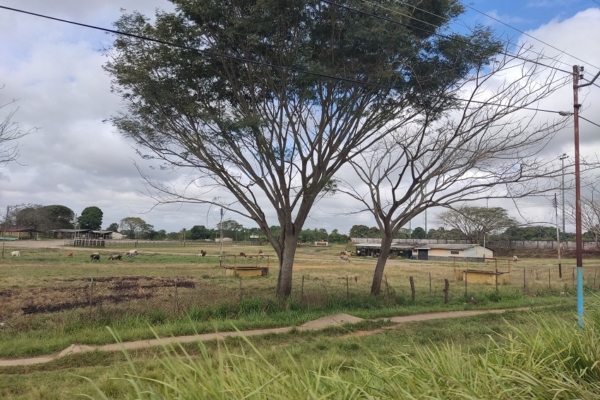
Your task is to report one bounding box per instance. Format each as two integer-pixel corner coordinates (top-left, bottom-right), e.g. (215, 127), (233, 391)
(11, 251), (20, 257)
(126, 249), (138, 258)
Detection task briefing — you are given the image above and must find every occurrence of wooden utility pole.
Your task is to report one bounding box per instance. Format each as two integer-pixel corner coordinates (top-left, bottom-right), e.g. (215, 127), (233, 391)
(2, 206), (8, 258)
(555, 193), (562, 278)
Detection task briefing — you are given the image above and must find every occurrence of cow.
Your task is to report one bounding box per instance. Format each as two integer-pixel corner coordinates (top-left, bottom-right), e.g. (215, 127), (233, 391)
(340, 255), (350, 262)
(239, 252), (247, 258)
(126, 250), (138, 258)
(108, 254), (122, 261)
(513, 255), (519, 262)
(90, 253), (100, 262)
(340, 250), (352, 257)
(66, 252), (73, 258)
(198, 250), (207, 257)
(10, 251), (20, 257)
(258, 249), (264, 259)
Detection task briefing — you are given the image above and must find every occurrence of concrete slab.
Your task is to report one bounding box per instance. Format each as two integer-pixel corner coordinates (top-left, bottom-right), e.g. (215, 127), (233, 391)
(298, 313), (363, 330)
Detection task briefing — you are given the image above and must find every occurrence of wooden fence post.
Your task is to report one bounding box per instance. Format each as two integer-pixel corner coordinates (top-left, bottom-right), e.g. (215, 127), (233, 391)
(301, 275), (305, 300)
(444, 279), (449, 304)
(523, 268), (526, 294)
(409, 276), (415, 302)
(346, 275), (349, 298)
(429, 272), (432, 295)
(548, 269), (551, 289)
(89, 277), (94, 316)
(239, 278), (243, 303)
(174, 277), (178, 313)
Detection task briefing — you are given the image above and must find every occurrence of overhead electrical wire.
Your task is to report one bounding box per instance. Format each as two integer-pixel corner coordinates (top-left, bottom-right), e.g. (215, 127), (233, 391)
(460, 2), (600, 71)
(358, 0), (580, 74)
(0, 4), (592, 120)
(320, 0), (572, 75)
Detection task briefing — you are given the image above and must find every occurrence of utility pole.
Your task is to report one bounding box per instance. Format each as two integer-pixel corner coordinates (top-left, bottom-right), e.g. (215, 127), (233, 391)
(2, 206), (8, 258)
(573, 65), (584, 326)
(559, 65), (600, 326)
(560, 153), (568, 238)
(554, 193), (562, 278)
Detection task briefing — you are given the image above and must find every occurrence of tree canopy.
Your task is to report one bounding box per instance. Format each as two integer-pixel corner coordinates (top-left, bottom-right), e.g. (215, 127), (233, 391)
(438, 206), (517, 244)
(78, 206), (103, 230)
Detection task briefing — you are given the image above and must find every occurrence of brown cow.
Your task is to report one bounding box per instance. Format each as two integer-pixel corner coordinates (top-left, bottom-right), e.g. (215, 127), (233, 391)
(66, 252), (73, 258)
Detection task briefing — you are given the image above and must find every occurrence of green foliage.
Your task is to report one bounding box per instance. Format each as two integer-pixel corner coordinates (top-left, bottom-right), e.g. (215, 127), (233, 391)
(438, 206), (517, 244)
(349, 225), (381, 238)
(119, 217), (153, 239)
(412, 226), (427, 239)
(78, 206), (103, 230)
(501, 225), (558, 240)
(106, 222), (119, 232)
(189, 225), (212, 240)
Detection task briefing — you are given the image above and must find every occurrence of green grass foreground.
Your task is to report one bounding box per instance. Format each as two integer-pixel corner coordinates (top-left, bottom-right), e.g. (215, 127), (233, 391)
(86, 304), (600, 400)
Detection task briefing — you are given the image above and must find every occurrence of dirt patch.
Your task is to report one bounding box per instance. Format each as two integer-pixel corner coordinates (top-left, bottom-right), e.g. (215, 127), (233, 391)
(0, 276), (196, 317)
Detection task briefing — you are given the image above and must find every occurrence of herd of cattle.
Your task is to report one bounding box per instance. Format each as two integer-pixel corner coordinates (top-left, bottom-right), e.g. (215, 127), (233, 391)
(9, 248), (356, 263)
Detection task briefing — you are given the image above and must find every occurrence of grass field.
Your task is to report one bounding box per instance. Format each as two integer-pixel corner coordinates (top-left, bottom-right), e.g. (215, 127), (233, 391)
(0, 241), (597, 398)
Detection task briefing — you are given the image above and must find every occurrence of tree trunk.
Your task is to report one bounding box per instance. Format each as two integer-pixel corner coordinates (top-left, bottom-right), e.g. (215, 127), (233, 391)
(276, 234), (299, 299)
(370, 231), (394, 295)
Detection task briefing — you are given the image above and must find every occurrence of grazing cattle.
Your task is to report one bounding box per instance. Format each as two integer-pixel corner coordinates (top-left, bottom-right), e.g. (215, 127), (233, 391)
(198, 250), (207, 257)
(108, 254), (122, 261)
(340, 255), (350, 262)
(258, 249), (264, 259)
(239, 252), (247, 258)
(66, 252), (73, 258)
(126, 249), (138, 258)
(340, 250), (352, 257)
(10, 251), (20, 257)
(513, 255), (519, 262)
(90, 253), (100, 262)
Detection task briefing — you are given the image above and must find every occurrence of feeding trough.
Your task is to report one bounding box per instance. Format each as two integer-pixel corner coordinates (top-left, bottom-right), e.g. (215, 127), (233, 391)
(222, 254), (271, 278)
(224, 266), (269, 278)
(461, 269), (510, 285)
(454, 258), (512, 285)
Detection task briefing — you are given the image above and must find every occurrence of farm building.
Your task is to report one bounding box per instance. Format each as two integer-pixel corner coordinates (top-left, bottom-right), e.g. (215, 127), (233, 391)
(1, 227), (43, 240)
(355, 242), (493, 262)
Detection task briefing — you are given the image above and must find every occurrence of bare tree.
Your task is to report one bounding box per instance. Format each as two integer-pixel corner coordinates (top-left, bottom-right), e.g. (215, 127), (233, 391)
(568, 184), (600, 247)
(0, 98), (35, 166)
(105, 1), (502, 298)
(339, 49), (570, 295)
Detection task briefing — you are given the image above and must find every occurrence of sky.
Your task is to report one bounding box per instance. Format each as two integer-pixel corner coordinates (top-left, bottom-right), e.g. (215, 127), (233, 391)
(1, 0), (600, 235)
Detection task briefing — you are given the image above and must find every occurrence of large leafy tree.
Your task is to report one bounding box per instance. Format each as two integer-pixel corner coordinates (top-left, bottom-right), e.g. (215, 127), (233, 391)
(106, 0), (502, 298)
(438, 206), (517, 244)
(78, 206), (103, 230)
(120, 217), (153, 239)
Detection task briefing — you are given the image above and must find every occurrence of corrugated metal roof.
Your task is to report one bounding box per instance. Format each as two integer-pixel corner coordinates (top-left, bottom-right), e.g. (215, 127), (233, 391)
(414, 244), (479, 250)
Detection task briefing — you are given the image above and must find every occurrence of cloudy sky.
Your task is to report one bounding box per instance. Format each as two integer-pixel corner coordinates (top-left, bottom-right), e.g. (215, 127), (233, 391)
(1, 0), (599, 235)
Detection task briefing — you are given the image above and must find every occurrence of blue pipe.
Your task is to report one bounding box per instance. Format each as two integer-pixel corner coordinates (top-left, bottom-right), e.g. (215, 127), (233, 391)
(577, 267), (584, 328)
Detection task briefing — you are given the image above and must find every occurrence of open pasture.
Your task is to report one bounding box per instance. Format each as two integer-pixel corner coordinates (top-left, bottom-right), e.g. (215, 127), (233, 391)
(0, 241), (595, 399)
(0, 242), (585, 356)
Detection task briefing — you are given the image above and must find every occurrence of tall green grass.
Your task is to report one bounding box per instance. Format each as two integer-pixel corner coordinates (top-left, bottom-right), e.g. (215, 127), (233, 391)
(88, 302), (600, 399)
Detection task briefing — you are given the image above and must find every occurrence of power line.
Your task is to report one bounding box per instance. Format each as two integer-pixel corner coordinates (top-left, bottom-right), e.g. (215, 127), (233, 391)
(0, 4), (569, 116)
(359, 0), (578, 73)
(459, 2), (600, 72)
(324, 0), (572, 75)
(580, 116), (600, 129)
